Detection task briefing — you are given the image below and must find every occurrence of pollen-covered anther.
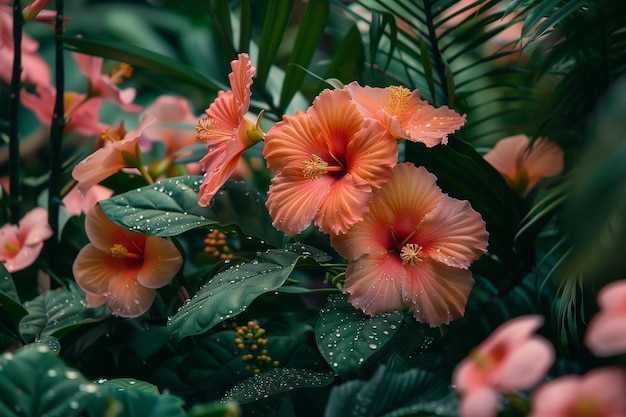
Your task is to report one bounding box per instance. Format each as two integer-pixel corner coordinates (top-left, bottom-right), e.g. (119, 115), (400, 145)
(196, 116), (226, 141)
(109, 243), (140, 259)
(400, 243), (424, 265)
(387, 86), (411, 116)
(100, 126), (123, 142)
(303, 154), (329, 179)
(110, 63), (133, 85)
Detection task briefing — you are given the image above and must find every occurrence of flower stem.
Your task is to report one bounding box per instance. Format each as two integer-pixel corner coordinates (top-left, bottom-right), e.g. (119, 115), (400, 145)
(47, 0), (65, 275)
(8, 0), (24, 224)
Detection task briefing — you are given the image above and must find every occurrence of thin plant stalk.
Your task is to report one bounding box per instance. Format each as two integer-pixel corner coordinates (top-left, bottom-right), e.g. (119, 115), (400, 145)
(8, 0), (23, 224)
(47, 0), (65, 275)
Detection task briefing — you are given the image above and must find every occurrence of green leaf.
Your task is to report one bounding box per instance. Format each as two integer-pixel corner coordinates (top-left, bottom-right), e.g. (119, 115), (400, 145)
(186, 401), (241, 417)
(168, 244), (330, 343)
(321, 25), (365, 85)
(0, 263), (19, 302)
(0, 344), (94, 416)
(0, 290), (27, 344)
(223, 367), (334, 404)
(316, 294), (404, 378)
(255, 0), (295, 88)
(100, 176), (285, 246)
(95, 378), (161, 395)
(61, 36), (224, 93)
(279, 0), (329, 111)
(19, 287), (107, 343)
(86, 382), (186, 417)
(324, 365), (457, 417)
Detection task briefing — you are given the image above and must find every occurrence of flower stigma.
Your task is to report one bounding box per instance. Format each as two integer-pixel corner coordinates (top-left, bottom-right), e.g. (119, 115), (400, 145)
(400, 243), (423, 265)
(387, 86), (411, 116)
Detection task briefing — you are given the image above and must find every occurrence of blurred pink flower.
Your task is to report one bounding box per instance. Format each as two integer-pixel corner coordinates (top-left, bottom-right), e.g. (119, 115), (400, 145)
(63, 184), (114, 216)
(346, 82), (466, 147)
(0, 207), (53, 273)
(22, 0), (54, 22)
(196, 53), (263, 207)
(483, 134), (564, 196)
(20, 84), (105, 136)
(72, 115), (154, 193)
(330, 163), (488, 325)
(144, 95), (197, 158)
(72, 205), (183, 318)
(452, 315), (555, 417)
(584, 279), (626, 357)
(529, 367), (626, 417)
(72, 52), (142, 112)
(264, 88), (398, 236)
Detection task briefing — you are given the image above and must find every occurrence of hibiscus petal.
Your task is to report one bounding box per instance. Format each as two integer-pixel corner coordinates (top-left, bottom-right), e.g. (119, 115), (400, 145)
(402, 259), (475, 326)
(311, 88), (364, 155)
(198, 138), (248, 206)
(84, 205), (144, 253)
(18, 207), (53, 245)
(418, 197), (488, 269)
(345, 82), (390, 119)
(137, 236), (183, 289)
(483, 134), (529, 180)
(314, 172), (373, 235)
(266, 174), (333, 236)
(73, 244), (126, 294)
(343, 254), (406, 316)
(459, 387), (500, 417)
(496, 338), (555, 391)
(3, 242), (44, 273)
(229, 53), (254, 120)
(585, 314), (626, 357)
(106, 269), (156, 318)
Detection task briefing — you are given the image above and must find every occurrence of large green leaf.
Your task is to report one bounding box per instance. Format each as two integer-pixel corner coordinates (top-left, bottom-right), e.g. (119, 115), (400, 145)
(278, 0), (330, 111)
(0, 344), (94, 416)
(316, 294), (404, 378)
(255, 0), (295, 89)
(100, 176), (285, 246)
(168, 244), (330, 343)
(223, 367), (334, 404)
(61, 36), (225, 93)
(19, 287), (108, 343)
(324, 365), (457, 417)
(0, 263), (19, 302)
(0, 264), (27, 344)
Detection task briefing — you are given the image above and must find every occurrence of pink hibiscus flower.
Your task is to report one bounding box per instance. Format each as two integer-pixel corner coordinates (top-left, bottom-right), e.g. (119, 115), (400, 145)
(72, 115), (155, 193)
(144, 95), (197, 158)
(330, 162), (488, 324)
(72, 52), (142, 113)
(584, 279), (626, 357)
(483, 134), (564, 196)
(72, 205), (183, 318)
(452, 315), (555, 417)
(529, 367), (626, 417)
(62, 184), (114, 216)
(0, 207), (53, 273)
(264, 88), (398, 236)
(196, 53), (264, 206)
(346, 82), (466, 147)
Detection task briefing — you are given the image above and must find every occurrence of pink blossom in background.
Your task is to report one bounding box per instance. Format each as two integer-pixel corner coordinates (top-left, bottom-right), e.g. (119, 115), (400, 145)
(452, 315), (555, 417)
(196, 53), (264, 207)
(346, 82), (466, 147)
(63, 184), (114, 216)
(330, 163), (488, 325)
(72, 52), (143, 112)
(264, 88), (398, 236)
(529, 367), (626, 417)
(0, 207), (53, 273)
(584, 279), (626, 357)
(483, 134), (564, 196)
(72, 205), (183, 318)
(72, 115), (155, 193)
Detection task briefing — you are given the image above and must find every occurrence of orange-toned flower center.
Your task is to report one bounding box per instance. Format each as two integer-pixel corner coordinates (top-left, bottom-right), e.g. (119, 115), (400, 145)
(100, 125), (124, 142)
(400, 243), (423, 265)
(109, 63), (133, 85)
(302, 154), (344, 180)
(4, 241), (20, 254)
(573, 396), (600, 417)
(196, 116), (229, 141)
(387, 86), (411, 116)
(109, 243), (141, 259)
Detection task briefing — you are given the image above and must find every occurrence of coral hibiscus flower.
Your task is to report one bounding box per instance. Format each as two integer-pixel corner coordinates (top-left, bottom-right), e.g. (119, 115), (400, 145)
(330, 162), (488, 324)
(584, 279), (626, 357)
(72, 115), (154, 193)
(196, 53), (264, 207)
(0, 207), (53, 273)
(264, 88), (398, 236)
(62, 184), (114, 216)
(452, 315), (555, 417)
(346, 82), (466, 147)
(529, 367), (626, 417)
(72, 205), (183, 318)
(483, 134), (564, 196)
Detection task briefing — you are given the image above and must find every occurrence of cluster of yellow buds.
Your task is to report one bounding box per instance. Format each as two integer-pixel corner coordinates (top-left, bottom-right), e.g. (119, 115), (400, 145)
(204, 230), (234, 260)
(233, 321), (279, 374)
